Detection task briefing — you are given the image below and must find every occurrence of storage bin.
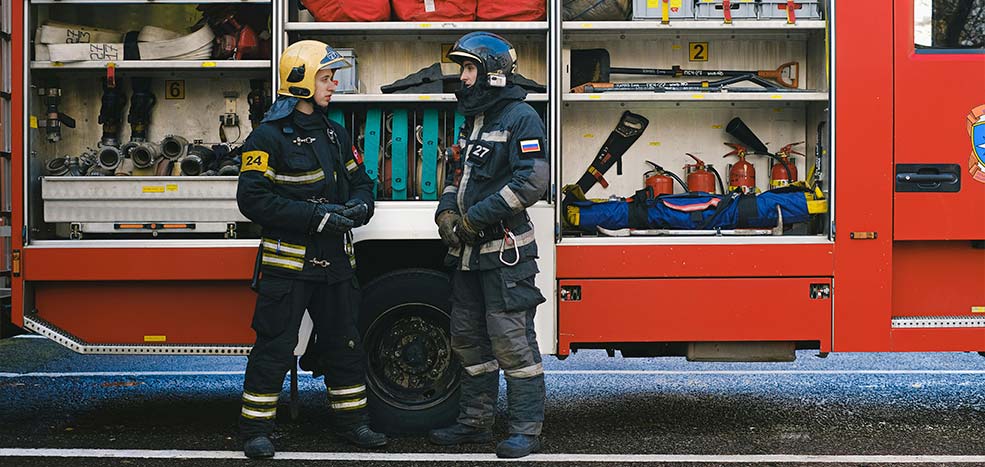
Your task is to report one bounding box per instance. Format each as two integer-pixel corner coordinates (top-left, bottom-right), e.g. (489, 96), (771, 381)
(758, 0), (823, 21)
(632, 0), (695, 21)
(695, 0), (757, 20)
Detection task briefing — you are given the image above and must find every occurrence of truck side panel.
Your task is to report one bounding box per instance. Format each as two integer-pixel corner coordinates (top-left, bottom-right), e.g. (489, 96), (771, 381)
(886, 0), (985, 351)
(830, 0), (895, 351)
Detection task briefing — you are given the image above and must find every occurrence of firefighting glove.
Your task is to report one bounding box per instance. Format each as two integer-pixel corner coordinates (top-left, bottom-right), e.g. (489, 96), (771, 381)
(310, 203), (354, 235)
(435, 210), (462, 250)
(341, 199), (369, 226)
(454, 214), (482, 245)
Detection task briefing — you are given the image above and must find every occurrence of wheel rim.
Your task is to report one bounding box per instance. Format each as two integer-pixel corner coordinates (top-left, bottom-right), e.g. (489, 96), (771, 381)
(365, 302), (459, 411)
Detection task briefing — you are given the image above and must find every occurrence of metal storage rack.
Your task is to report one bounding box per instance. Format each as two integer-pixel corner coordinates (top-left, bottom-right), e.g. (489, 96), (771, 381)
(555, 3), (832, 245)
(280, 1), (554, 202)
(26, 0), (274, 241)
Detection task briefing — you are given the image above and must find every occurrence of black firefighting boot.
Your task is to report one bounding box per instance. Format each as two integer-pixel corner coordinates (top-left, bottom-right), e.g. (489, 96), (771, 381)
(495, 434), (541, 459)
(243, 435), (275, 459)
(335, 424), (387, 448)
(428, 423), (494, 446)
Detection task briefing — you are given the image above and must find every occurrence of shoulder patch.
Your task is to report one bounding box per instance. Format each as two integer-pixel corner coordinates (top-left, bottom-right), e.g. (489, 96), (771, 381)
(519, 138), (544, 159)
(352, 146), (364, 165)
(241, 150), (270, 173)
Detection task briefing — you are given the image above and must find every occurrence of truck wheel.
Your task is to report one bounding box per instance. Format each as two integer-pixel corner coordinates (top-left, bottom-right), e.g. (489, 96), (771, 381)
(359, 269), (460, 434)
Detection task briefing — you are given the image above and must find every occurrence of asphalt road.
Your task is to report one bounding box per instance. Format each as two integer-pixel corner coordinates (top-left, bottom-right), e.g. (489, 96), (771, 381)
(2, 335), (985, 466)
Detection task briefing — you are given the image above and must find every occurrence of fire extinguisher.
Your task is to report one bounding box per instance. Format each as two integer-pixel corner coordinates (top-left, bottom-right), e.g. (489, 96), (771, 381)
(684, 153), (725, 194)
(723, 142), (756, 193)
(644, 161), (688, 196)
(769, 141), (805, 188)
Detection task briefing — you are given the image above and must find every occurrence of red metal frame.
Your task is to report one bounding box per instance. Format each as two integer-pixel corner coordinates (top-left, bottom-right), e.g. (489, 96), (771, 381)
(10, 0), (23, 328)
(893, 0), (985, 241)
(557, 243), (834, 279)
(35, 281), (256, 344)
(828, 0), (895, 352)
(558, 278), (833, 355)
(8, 1), (984, 355)
(884, 1), (985, 351)
(892, 241), (985, 317)
(22, 247), (254, 282)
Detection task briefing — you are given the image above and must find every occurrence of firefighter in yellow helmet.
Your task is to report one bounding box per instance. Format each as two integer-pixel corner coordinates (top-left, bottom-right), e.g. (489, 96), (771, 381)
(236, 40), (384, 459)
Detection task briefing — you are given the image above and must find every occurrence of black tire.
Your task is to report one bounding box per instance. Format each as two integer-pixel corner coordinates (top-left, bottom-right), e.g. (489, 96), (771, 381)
(359, 268), (460, 434)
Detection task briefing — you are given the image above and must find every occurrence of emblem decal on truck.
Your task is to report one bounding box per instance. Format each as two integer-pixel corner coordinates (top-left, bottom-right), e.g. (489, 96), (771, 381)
(969, 104), (985, 184)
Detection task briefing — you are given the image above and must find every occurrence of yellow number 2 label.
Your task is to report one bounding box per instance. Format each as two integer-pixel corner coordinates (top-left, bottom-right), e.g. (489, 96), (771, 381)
(241, 150), (269, 173)
(689, 42), (709, 62)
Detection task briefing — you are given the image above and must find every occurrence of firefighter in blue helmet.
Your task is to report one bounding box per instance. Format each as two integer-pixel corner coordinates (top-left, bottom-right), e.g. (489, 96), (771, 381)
(429, 31), (551, 459)
(235, 40), (385, 459)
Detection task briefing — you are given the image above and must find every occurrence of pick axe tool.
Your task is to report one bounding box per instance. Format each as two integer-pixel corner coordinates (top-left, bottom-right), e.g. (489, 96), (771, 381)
(570, 48), (799, 89)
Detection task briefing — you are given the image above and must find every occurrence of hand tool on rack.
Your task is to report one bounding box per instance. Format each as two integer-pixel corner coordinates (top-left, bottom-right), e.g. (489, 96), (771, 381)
(37, 80), (76, 143)
(570, 48), (800, 89)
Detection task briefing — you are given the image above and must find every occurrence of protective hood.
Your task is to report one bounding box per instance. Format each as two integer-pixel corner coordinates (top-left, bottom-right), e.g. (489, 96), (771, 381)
(455, 82), (527, 116)
(261, 96), (300, 123)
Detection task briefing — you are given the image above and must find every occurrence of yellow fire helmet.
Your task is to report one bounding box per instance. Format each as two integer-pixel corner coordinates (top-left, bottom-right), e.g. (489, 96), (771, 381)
(277, 40), (351, 98)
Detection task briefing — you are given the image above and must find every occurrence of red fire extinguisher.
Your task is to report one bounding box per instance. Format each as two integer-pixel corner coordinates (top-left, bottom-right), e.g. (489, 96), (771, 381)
(644, 161), (688, 196)
(644, 161), (674, 196)
(770, 141), (804, 188)
(723, 143), (756, 193)
(684, 153), (717, 193)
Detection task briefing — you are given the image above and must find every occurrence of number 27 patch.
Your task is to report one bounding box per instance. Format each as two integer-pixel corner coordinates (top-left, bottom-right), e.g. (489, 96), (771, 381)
(241, 151), (269, 172)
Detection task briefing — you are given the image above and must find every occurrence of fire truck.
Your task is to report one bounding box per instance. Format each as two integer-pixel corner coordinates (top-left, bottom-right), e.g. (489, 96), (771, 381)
(1, 0), (982, 432)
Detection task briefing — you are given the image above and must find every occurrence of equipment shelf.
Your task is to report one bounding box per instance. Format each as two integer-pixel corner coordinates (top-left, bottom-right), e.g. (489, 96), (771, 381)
(285, 21), (549, 34)
(563, 92), (828, 102)
(559, 235), (832, 246)
(30, 0), (270, 3)
(30, 60), (271, 70)
(331, 93), (549, 103)
(563, 20), (826, 33)
(41, 176), (247, 224)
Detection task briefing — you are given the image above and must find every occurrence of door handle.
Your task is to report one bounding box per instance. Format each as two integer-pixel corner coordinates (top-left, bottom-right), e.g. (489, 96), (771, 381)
(895, 164), (961, 193)
(896, 173), (958, 184)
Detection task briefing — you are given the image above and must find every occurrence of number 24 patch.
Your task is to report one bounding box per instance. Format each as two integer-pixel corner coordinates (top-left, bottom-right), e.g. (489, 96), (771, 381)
(241, 151), (269, 172)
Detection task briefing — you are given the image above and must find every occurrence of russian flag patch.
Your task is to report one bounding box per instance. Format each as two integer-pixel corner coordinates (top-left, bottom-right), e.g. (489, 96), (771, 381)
(520, 139), (542, 154)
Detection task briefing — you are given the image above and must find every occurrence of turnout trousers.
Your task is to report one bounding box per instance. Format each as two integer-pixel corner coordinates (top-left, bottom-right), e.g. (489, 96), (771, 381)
(450, 260), (547, 435)
(239, 276), (368, 439)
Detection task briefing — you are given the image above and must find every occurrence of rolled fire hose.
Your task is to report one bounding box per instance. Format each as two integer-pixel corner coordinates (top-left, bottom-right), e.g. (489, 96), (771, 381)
(179, 145), (217, 176)
(44, 25), (214, 62)
(114, 157), (134, 176)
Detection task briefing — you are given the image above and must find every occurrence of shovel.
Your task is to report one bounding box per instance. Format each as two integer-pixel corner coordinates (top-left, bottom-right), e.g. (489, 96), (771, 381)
(571, 48), (799, 89)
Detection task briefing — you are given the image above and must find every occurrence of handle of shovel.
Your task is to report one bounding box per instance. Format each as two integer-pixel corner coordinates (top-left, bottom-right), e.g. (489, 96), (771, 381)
(757, 62), (799, 89)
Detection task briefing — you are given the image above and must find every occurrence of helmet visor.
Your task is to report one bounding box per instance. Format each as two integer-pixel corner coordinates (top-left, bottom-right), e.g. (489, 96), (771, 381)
(320, 46), (352, 71)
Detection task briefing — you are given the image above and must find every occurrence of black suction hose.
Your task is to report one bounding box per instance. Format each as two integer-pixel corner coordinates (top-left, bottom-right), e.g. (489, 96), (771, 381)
(709, 165), (726, 194)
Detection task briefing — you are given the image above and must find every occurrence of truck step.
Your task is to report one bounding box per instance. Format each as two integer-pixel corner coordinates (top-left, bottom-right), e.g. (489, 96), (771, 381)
(891, 316), (985, 329)
(23, 314), (251, 355)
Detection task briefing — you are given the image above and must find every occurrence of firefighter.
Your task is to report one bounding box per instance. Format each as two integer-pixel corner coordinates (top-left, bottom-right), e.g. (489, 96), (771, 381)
(235, 40), (385, 459)
(429, 32), (550, 459)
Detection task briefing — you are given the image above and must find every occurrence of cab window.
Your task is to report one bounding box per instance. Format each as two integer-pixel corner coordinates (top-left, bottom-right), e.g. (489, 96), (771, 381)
(914, 0), (984, 52)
